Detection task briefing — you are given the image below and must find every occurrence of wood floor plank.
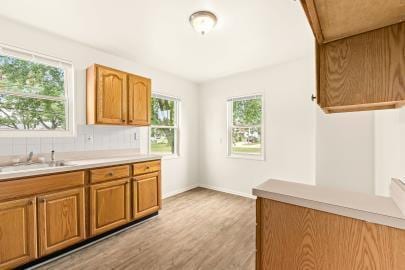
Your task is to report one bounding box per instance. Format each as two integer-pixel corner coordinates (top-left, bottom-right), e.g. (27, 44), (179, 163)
(37, 188), (255, 270)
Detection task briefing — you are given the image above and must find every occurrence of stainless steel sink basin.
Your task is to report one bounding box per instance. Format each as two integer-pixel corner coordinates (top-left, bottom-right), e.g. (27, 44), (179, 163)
(0, 161), (70, 173)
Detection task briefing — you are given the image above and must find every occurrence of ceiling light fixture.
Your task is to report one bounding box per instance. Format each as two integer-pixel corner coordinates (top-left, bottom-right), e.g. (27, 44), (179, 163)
(189, 11), (217, 35)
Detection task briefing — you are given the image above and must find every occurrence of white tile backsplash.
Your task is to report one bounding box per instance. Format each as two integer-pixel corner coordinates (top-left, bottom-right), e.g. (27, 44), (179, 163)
(0, 125), (140, 156)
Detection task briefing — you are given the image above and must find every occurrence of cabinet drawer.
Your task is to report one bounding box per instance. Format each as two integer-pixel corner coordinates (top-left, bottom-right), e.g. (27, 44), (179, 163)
(133, 160), (160, 176)
(90, 165), (130, 183)
(0, 171), (85, 202)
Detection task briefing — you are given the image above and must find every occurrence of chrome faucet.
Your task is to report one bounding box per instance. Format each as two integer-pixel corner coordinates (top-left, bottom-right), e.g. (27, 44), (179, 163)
(27, 151), (34, 163)
(49, 150), (56, 166)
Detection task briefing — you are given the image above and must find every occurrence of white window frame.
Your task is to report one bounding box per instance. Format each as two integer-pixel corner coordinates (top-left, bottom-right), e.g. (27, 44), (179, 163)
(149, 93), (180, 158)
(227, 94), (265, 160)
(0, 43), (75, 137)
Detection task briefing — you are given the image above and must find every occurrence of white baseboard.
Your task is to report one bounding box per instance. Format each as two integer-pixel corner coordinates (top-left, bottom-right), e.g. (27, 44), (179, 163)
(163, 184), (198, 199)
(198, 184), (257, 199)
(163, 184), (256, 199)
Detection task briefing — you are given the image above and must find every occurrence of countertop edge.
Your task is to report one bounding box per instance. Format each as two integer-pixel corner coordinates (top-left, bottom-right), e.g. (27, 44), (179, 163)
(0, 155), (161, 181)
(253, 186), (405, 230)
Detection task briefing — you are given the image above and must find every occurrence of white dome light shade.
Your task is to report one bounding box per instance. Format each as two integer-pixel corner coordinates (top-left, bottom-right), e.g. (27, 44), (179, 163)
(189, 11), (217, 35)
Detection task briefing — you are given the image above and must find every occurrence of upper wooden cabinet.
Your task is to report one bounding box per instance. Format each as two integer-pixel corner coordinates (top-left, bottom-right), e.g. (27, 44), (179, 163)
(0, 197), (37, 269)
(87, 64), (151, 126)
(300, 1), (405, 113)
(317, 22), (405, 113)
(128, 74), (151, 126)
(301, 0), (405, 44)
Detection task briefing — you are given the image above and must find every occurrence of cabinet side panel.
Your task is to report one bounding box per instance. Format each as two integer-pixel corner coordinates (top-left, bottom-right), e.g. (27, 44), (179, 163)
(259, 199), (405, 269)
(86, 65), (96, 125)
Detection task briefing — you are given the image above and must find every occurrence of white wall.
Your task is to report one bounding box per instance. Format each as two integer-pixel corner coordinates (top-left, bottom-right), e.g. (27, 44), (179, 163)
(1, 16), (402, 199)
(316, 109), (375, 194)
(198, 57), (316, 197)
(0, 17), (200, 197)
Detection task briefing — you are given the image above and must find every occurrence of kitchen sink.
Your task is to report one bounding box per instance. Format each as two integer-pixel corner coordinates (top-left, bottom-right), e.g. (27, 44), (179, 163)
(0, 161), (71, 173)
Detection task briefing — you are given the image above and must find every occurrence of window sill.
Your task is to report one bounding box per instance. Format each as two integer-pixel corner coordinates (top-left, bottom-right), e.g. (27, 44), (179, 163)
(226, 154), (265, 161)
(0, 130), (75, 138)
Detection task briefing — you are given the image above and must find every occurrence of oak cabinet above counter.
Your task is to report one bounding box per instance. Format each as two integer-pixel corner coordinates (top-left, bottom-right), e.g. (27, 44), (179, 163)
(300, 0), (405, 44)
(317, 22), (405, 113)
(300, 0), (405, 113)
(86, 64), (151, 126)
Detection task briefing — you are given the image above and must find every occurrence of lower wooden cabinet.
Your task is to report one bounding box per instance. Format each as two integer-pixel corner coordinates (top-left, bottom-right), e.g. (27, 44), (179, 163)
(0, 197), (37, 269)
(133, 172), (161, 219)
(90, 178), (131, 236)
(37, 188), (86, 256)
(0, 159), (161, 268)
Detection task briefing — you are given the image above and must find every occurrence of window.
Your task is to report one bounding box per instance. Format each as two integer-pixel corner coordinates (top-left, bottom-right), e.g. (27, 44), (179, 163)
(227, 94), (264, 159)
(150, 94), (179, 156)
(0, 44), (74, 136)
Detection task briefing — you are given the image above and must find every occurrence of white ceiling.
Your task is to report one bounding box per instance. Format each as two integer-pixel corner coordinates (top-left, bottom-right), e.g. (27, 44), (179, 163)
(0, 0), (314, 83)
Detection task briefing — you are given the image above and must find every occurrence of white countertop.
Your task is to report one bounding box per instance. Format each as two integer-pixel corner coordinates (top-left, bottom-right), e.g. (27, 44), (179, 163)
(253, 179), (405, 230)
(0, 154), (161, 181)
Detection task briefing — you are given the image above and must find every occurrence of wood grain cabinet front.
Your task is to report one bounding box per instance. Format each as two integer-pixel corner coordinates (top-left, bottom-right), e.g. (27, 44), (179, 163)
(0, 197), (37, 269)
(299, 0), (405, 113)
(317, 22), (405, 113)
(90, 165), (130, 184)
(128, 74), (151, 126)
(132, 172), (161, 220)
(90, 178), (131, 236)
(87, 64), (151, 126)
(37, 188), (86, 257)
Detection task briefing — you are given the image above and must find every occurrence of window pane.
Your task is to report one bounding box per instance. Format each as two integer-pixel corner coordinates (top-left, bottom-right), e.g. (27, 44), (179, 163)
(0, 94), (66, 130)
(150, 127), (175, 155)
(151, 97), (176, 126)
(0, 55), (65, 97)
(232, 98), (262, 126)
(231, 127), (261, 154)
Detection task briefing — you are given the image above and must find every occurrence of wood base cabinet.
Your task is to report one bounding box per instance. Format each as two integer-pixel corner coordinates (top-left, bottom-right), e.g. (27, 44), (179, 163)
(133, 172), (161, 220)
(38, 188), (86, 256)
(90, 178), (131, 236)
(256, 198), (405, 270)
(0, 197), (37, 269)
(0, 159), (161, 268)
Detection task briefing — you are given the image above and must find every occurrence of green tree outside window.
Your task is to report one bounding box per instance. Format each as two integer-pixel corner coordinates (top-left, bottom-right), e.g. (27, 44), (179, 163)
(0, 55), (67, 131)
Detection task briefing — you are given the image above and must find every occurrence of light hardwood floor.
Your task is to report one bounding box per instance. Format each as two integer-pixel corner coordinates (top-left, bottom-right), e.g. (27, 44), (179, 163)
(37, 188), (256, 270)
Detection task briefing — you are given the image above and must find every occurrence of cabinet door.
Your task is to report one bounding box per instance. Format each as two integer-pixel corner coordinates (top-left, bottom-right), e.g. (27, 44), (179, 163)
(90, 179), (130, 236)
(37, 188), (85, 257)
(318, 22), (405, 113)
(96, 66), (127, 124)
(0, 198), (36, 269)
(133, 172), (161, 220)
(128, 74), (151, 126)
